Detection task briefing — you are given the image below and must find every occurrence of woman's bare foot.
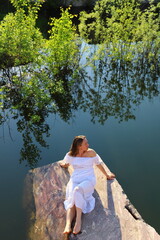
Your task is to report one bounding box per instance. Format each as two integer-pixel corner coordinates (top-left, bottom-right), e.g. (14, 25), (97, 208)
(63, 224), (72, 234)
(73, 220), (81, 234)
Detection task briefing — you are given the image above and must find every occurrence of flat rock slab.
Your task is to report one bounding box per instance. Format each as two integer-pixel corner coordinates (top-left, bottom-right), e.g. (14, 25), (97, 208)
(24, 161), (160, 240)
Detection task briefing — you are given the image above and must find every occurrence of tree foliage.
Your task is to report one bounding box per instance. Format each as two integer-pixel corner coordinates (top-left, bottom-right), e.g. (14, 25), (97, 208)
(79, 0), (160, 43)
(10, 0), (45, 12)
(0, 9), (43, 68)
(0, 0), (160, 167)
(0, 2), (81, 166)
(79, 0), (160, 67)
(46, 8), (79, 73)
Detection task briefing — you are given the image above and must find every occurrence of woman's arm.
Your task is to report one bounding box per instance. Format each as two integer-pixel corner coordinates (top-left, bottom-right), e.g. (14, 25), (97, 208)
(96, 163), (115, 180)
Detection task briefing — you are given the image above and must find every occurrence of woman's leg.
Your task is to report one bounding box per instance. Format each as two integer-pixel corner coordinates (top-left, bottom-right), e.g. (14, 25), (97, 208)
(73, 207), (82, 234)
(63, 206), (76, 234)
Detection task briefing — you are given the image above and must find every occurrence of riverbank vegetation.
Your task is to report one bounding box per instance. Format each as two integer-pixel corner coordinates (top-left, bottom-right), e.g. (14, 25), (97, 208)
(0, 0), (81, 166)
(0, 0), (159, 166)
(79, 0), (160, 63)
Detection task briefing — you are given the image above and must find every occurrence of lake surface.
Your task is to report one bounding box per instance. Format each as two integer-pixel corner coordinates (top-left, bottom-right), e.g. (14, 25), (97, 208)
(0, 90), (160, 239)
(0, 39), (160, 239)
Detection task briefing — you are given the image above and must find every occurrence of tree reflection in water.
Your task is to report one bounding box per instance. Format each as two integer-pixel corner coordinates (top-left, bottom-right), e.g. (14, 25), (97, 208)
(80, 43), (159, 124)
(0, 43), (159, 167)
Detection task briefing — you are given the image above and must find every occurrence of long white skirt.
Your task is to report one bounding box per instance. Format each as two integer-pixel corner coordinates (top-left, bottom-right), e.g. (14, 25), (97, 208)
(64, 179), (95, 213)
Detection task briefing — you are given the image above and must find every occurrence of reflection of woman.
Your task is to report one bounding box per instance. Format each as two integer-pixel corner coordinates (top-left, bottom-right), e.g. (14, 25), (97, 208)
(60, 135), (115, 236)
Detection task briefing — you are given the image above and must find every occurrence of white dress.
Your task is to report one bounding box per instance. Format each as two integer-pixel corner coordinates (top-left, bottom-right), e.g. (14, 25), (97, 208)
(63, 153), (103, 213)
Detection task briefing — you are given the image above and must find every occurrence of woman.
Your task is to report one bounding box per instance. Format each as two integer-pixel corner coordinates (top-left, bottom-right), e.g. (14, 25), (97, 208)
(60, 135), (115, 236)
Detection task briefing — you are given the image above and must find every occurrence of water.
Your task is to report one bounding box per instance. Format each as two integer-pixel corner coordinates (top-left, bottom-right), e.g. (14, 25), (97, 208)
(0, 93), (160, 239)
(0, 39), (160, 238)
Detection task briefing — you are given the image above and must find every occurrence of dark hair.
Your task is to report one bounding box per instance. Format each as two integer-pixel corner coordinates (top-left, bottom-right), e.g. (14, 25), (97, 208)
(69, 135), (86, 156)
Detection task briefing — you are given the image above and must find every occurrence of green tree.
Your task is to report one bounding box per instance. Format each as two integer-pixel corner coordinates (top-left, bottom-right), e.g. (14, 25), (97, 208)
(10, 0), (45, 12)
(0, 9), (43, 68)
(79, 0), (160, 43)
(79, 0), (160, 64)
(0, 0), (160, 167)
(0, 6), (82, 167)
(45, 8), (79, 74)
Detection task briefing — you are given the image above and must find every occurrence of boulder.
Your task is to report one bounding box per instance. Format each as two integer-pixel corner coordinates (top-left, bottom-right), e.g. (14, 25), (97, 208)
(24, 161), (160, 240)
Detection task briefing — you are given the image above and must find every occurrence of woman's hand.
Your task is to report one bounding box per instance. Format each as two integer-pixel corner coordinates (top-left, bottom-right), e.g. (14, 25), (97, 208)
(96, 164), (116, 180)
(59, 161), (69, 168)
(107, 172), (116, 180)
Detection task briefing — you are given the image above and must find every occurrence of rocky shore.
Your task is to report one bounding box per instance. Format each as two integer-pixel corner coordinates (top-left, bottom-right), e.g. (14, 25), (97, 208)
(24, 161), (160, 240)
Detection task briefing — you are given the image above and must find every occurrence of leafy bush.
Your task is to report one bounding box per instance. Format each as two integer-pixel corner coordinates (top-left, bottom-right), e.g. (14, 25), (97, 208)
(79, 0), (160, 44)
(79, 0), (160, 63)
(45, 8), (79, 74)
(0, 3), (81, 166)
(0, 8), (43, 68)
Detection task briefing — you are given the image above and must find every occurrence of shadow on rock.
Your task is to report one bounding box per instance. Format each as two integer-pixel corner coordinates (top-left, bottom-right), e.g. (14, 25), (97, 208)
(69, 180), (122, 240)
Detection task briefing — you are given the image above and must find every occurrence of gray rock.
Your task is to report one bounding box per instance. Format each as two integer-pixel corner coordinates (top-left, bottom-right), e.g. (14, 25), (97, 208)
(24, 161), (160, 240)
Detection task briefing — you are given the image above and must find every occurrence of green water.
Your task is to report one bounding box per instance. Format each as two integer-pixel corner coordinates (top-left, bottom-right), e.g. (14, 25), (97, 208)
(0, 94), (160, 239)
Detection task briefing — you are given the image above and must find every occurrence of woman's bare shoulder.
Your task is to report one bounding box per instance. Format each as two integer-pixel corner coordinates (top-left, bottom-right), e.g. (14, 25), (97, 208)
(67, 151), (72, 156)
(85, 148), (97, 157)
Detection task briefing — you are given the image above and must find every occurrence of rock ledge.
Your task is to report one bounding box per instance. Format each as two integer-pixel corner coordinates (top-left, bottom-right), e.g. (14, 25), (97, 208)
(24, 161), (160, 240)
